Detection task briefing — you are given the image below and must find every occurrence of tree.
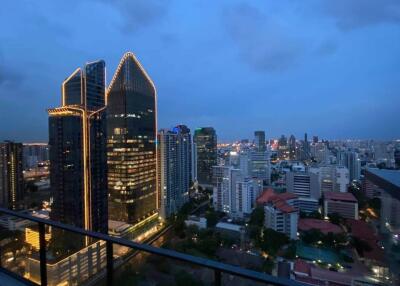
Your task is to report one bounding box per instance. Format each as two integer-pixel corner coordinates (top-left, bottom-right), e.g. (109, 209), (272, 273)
(301, 229), (324, 245)
(351, 236), (372, 256)
(328, 212), (344, 225)
(368, 198), (381, 212)
(205, 208), (218, 228)
(262, 258), (275, 274)
(261, 228), (289, 256)
(249, 206), (265, 227)
(282, 242), (297, 259)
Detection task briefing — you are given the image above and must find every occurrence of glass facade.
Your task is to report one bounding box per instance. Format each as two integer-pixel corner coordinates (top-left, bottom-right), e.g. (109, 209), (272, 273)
(193, 127), (217, 187)
(63, 68), (82, 106)
(0, 141), (24, 210)
(49, 61), (108, 234)
(107, 52), (157, 225)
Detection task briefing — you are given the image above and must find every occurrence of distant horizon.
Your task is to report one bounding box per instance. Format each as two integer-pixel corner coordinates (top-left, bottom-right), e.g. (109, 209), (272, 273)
(5, 134), (400, 145)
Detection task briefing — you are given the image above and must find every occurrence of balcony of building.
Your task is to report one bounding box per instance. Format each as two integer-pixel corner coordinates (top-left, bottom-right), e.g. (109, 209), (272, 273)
(0, 207), (306, 286)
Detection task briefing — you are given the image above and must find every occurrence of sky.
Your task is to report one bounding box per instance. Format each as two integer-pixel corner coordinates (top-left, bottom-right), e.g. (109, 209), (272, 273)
(0, 0), (400, 142)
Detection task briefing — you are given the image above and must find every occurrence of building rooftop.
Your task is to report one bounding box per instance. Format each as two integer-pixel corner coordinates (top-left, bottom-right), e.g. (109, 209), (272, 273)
(257, 189), (298, 213)
(256, 188), (275, 204)
(324, 191), (357, 203)
(346, 219), (385, 264)
(298, 218), (343, 234)
(293, 259), (311, 276)
(367, 168), (400, 188)
(215, 222), (242, 232)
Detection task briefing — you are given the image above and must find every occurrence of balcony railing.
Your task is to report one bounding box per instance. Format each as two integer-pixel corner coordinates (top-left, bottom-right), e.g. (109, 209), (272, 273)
(0, 207), (307, 286)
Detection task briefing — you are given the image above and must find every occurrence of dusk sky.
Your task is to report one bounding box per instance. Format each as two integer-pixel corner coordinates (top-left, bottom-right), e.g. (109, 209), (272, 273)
(0, 0), (399, 142)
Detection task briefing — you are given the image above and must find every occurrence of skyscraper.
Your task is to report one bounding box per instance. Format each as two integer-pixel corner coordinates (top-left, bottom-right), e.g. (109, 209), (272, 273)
(278, 135), (289, 160)
(289, 135), (296, 160)
(254, 131), (266, 152)
(194, 127), (217, 188)
(158, 125), (191, 219)
(340, 151), (361, 182)
(48, 60), (108, 233)
(107, 52), (158, 226)
(22, 143), (49, 169)
(0, 141), (24, 210)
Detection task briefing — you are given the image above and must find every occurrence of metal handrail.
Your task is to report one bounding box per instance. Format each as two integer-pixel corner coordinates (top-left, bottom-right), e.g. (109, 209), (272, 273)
(0, 207), (306, 286)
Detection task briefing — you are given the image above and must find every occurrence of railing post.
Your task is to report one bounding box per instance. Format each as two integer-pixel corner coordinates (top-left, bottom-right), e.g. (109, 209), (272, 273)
(38, 222), (47, 286)
(106, 240), (113, 285)
(214, 269), (221, 286)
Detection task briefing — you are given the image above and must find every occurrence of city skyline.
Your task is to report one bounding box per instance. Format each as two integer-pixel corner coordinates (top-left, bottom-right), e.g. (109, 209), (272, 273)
(1, 1), (400, 142)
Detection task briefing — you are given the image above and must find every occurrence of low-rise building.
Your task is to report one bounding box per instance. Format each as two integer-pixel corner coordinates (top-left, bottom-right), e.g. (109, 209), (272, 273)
(298, 218), (343, 235)
(185, 216), (207, 229)
(257, 189), (298, 240)
(323, 191), (358, 220)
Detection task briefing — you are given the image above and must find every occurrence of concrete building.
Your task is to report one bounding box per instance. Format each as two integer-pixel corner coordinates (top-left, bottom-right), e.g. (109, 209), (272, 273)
(323, 191), (358, 219)
(339, 150), (361, 182)
(257, 189), (299, 239)
(310, 142), (329, 164)
(235, 177), (262, 218)
(309, 165), (350, 193)
(185, 216), (207, 229)
(363, 168), (400, 232)
(212, 166), (241, 215)
(158, 125), (191, 219)
(26, 241), (106, 286)
(286, 171), (320, 199)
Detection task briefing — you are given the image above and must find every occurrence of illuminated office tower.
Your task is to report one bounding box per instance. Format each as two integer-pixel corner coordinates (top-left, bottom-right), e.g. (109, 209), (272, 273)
(0, 141), (24, 210)
(107, 52), (158, 225)
(48, 60), (108, 233)
(158, 125), (191, 219)
(194, 127), (217, 188)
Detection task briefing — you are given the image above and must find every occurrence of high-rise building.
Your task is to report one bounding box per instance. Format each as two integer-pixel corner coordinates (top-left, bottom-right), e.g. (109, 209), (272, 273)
(310, 142), (329, 164)
(309, 165), (349, 193)
(48, 60), (108, 233)
(194, 127), (217, 188)
(286, 171), (320, 213)
(254, 131), (266, 152)
(22, 143), (49, 169)
(249, 150), (271, 185)
(0, 141), (24, 210)
(278, 135), (289, 160)
(212, 166), (241, 215)
(107, 52), (158, 226)
(286, 171), (320, 199)
(301, 133), (310, 161)
(158, 125), (191, 219)
(339, 151), (361, 182)
(289, 135), (296, 160)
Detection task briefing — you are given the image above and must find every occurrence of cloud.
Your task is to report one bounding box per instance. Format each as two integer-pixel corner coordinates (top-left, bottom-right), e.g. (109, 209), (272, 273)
(316, 40), (338, 56)
(222, 3), (303, 72)
(321, 0), (400, 30)
(106, 0), (171, 33)
(0, 52), (24, 88)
